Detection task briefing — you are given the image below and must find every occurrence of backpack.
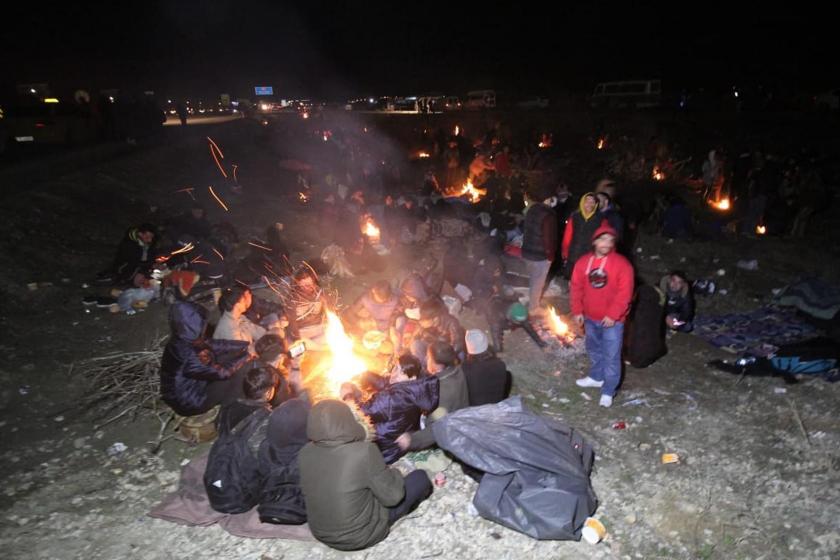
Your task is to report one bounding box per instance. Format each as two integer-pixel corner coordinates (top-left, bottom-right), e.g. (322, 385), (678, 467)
(204, 408), (269, 514)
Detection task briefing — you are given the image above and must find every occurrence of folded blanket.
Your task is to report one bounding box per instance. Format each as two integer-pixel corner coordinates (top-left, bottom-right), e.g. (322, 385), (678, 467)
(148, 453), (313, 541)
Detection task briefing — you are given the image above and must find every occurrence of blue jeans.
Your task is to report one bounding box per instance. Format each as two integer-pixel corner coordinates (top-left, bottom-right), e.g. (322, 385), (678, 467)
(584, 318), (624, 397)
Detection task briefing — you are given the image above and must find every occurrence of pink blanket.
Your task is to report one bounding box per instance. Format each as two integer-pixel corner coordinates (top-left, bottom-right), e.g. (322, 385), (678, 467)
(148, 453), (314, 541)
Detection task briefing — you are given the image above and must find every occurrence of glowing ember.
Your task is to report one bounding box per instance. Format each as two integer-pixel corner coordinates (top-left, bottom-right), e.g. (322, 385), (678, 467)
(709, 197), (731, 211)
(301, 111), (309, 119)
(444, 178), (487, 203)
(547, 307), (572, 340)
(454, 125), (460, 136)
(298, 191), (309, 203)
(756, 224), (766, 235)
(417, 151), (431, 158)
(322, 311), (368, 396)
(652, 166), (665, 181)
(597, 138), (605, 150)
(362, 218), (381, 242)
(538, 133), (552, 149)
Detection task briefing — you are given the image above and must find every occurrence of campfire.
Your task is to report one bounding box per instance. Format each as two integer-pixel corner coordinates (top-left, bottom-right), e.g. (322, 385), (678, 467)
(538, 133), (552, 149)
(546, 307), (575, 343)
(454, 125), (460, 136)
(756, 224), (766, 235)
(361, 216), (381, 243)
(314, 311), (369, 397)
(709, 197), (731, 211)
(443, 178), (487, 203)
(652, 166), (665, 181)
(596, 138), (605, 150)
(417, 151), (431, 159)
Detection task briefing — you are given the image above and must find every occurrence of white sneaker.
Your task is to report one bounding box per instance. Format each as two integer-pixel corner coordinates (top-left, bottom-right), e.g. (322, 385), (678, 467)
(575, 377), (604, 388)
(599, 395), (613, 408)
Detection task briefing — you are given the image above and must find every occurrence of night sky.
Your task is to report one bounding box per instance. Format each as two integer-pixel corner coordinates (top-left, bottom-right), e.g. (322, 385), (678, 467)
(1, 2), (832, 100)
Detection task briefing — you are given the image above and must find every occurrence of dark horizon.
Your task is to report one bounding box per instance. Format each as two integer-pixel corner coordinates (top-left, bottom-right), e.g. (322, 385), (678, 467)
(1, 2), (833, 101)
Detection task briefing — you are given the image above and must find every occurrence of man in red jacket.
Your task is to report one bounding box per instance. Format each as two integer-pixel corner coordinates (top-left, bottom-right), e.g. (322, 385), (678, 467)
(570, 224), (634, 407)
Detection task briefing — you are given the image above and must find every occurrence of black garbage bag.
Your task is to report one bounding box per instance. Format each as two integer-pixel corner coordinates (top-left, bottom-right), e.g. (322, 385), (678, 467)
(432, 396), (597, 540)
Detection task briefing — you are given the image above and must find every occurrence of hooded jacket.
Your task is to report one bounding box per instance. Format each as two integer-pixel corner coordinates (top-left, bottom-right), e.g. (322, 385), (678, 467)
(257, 399), (310, 525)
(356, 375), (439, 464)
(408, 365), (470, 450)
(159, 302), (251, 416)
(110, 226), (156, 283)
(299, 400), (405, 551)
(416, 312), (467, 357)
(570, 225), (635, 323)
(561, 193), (602, 267)
(521, 202), (558, 262)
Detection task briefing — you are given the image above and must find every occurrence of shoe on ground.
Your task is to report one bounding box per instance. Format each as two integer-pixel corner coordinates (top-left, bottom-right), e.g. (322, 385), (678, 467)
(575, 376), (604, 388)
(599, 394), (613, 408)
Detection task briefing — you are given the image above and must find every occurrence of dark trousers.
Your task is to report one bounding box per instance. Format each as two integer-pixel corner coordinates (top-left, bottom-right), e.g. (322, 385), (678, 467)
(387, 470), (432, 524)
(203, 368), (247, 411)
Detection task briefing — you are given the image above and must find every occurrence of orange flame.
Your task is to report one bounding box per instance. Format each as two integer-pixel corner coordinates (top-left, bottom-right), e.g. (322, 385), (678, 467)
(597, 138), (605, 150)
(362, 218), (381, 241)
(444, 178), (487, 203)
(418, 151), (431, 158)
(454, 125), (460, 136)
(756, 224), (766, 235)
(710, 197), (730, 211)
(322, 311), (368, 396)
(547, 307), (571, 339)
(652, 166), (665, 181)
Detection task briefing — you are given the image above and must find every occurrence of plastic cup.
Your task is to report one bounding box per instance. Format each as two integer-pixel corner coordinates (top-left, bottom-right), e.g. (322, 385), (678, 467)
(582, 517), (606, 544)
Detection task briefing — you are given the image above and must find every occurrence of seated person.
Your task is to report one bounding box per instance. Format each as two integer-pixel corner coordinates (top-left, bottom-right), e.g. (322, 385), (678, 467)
(462, 330), (512, 406)
(398, 342), (469, 452)
(340, 355), (439, 464)
(409, 299), (466, 362)
(257, 398), (310, 525)
(392, 273), (433, 354)
(660, 271), (695, 332)
(300, 400), (432, 551)
(217, 365), (284, 433)
(346, 280), (400, 335)
(288, 268), (329, 344)
(160, 301), (254, 417)
(214, 287), (280, 355)
(98, 223), (158, 285)
(170, 203), (212, 242)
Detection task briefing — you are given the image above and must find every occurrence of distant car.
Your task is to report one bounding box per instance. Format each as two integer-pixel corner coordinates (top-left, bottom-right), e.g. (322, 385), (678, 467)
(517, 95), (549, 110)
(3, 102), (95, 148)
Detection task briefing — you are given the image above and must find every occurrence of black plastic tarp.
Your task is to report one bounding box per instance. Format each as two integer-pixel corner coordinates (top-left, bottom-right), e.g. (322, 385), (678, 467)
(432, 396), (597, 540)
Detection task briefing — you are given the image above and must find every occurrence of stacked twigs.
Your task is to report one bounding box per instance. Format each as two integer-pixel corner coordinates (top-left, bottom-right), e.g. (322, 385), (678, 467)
(73, 334), (169, 430)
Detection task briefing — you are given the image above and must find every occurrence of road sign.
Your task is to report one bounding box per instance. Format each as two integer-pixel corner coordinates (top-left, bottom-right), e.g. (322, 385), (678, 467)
(254, 86), (274, 96)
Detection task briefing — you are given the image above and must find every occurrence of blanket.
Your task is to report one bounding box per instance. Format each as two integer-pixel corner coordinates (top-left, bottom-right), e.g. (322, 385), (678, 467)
(693, 305), (818, 355)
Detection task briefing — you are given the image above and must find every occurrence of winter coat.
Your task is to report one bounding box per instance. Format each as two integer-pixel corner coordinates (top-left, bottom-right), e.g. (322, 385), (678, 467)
(463, 354), (512, 406)
(660, 276), (695, 326)
(561, 193), (602, 273)
(570, 225), (635, 323)
(160, 302), (251, 416)
(408, 365), (470, 450)
(299, 400), (405, 551)
(357, 376), (439, 464)
(626, 284), (667, 368)
(416, 312), (466, 356)
(110, 227), (156, 283)
(213, 311), (267, 355)
(257, 399), (310, 525)
(521, 203), (558, 262)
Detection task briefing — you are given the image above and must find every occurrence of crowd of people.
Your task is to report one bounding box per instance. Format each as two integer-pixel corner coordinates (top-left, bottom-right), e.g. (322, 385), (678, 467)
(85, 114), (834, 551)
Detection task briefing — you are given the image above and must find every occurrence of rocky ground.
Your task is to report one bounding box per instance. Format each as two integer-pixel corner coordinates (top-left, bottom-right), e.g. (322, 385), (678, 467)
(1, 116), (839, 560)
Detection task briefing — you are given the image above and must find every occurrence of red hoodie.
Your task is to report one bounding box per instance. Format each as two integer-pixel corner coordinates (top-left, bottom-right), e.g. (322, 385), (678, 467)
(570, 225), (634, 322)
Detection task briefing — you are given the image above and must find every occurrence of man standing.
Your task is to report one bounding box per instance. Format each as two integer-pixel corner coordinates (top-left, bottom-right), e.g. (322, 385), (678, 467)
(571, 224), (634, 407)
(521, 184), (558, 317)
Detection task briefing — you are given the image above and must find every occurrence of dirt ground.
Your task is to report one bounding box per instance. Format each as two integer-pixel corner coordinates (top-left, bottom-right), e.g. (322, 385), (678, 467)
(1, 116), (839, 560)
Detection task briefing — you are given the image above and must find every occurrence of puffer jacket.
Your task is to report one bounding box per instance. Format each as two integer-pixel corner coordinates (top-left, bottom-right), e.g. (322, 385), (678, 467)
(299, 400), (405, 551)
(159, 302), (251, 416)
(257, 399), (310, 525)
(357, 375), (439, 464)
(408, 365), (470, 450)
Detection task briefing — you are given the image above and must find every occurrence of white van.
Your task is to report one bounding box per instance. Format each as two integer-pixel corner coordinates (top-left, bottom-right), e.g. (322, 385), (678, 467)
(591, 80), (662, 109)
